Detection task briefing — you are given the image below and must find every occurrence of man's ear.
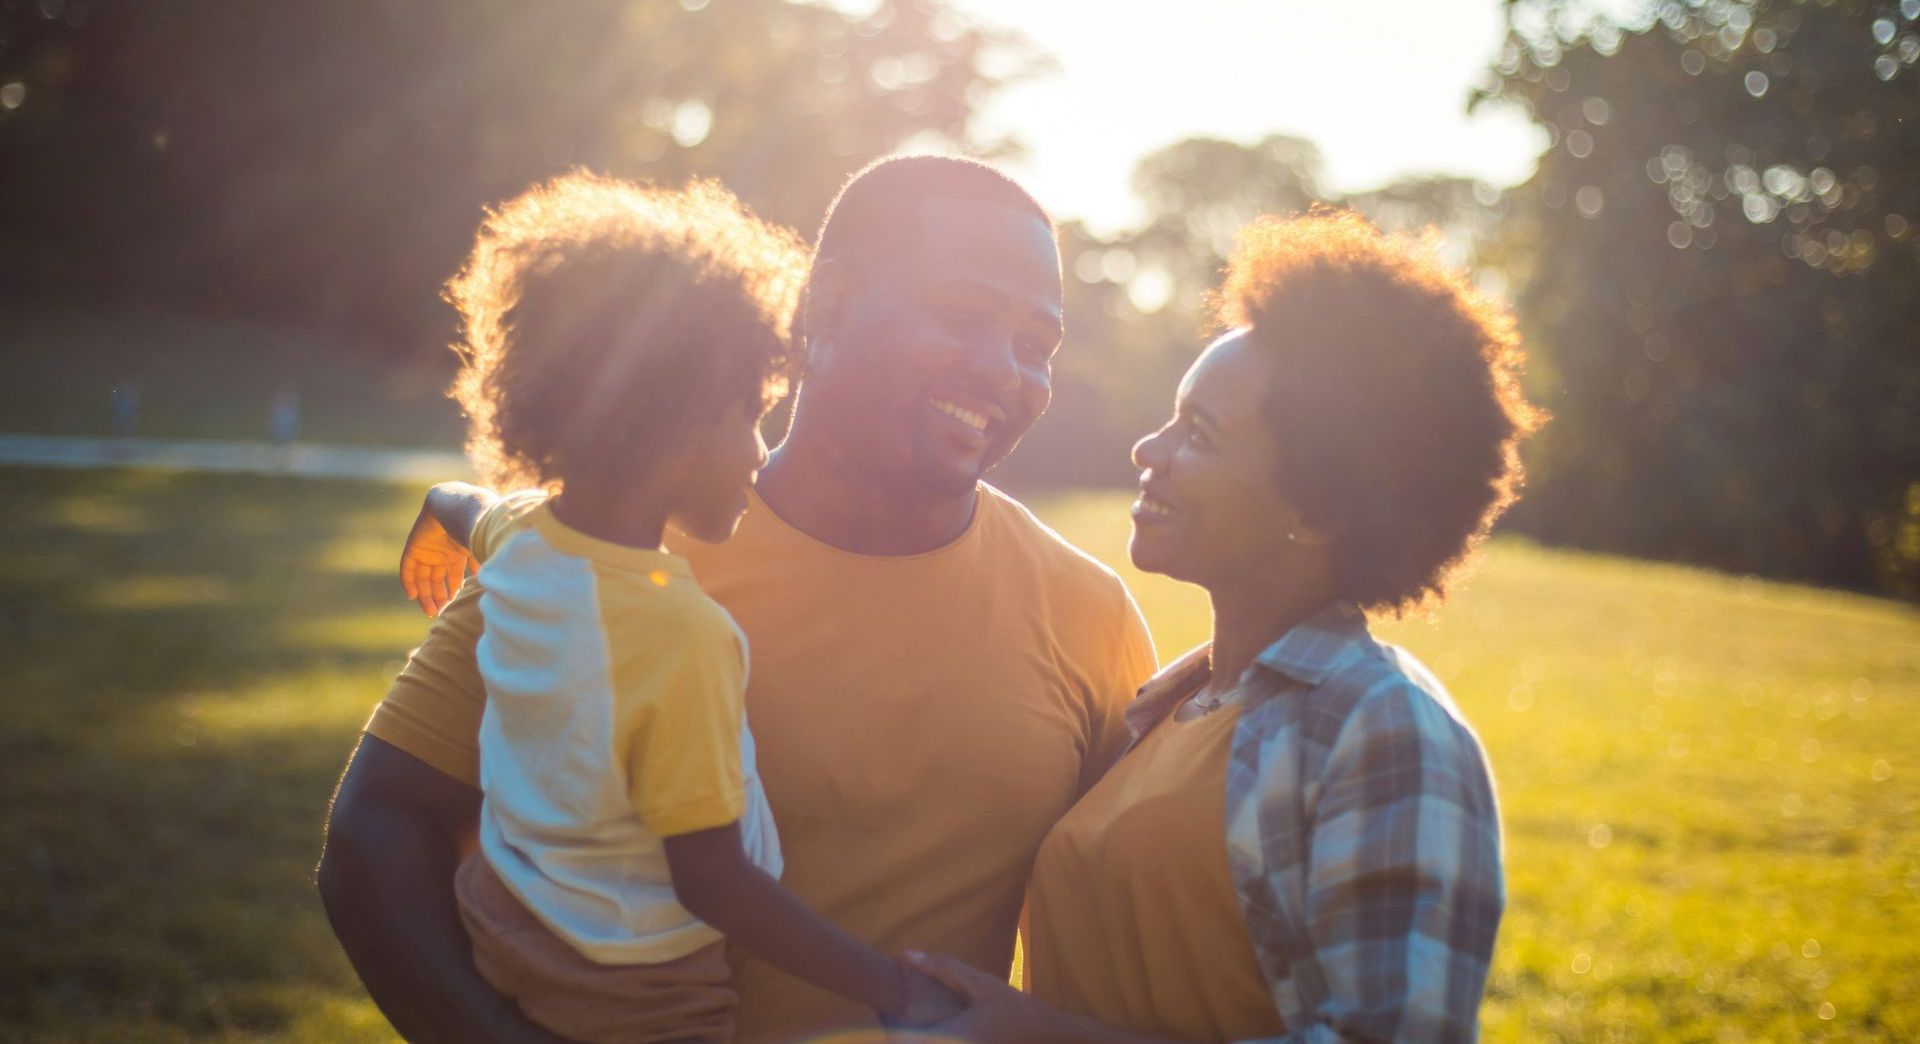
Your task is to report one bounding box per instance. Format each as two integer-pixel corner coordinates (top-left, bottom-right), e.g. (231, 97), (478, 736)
(800, 258), (857, 365)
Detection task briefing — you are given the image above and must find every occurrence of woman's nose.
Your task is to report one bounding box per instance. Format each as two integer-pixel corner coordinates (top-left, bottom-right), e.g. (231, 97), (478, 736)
(1132, 428), (1166, 471)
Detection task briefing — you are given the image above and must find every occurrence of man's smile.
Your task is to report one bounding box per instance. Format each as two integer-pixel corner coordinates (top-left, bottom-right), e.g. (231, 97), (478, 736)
(925, 394), (1008, 445)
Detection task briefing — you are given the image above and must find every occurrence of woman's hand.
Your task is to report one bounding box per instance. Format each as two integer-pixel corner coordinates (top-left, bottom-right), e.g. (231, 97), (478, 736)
(904, 951), (1073, 1043)
(400, 502), (480, 617)
(887, 965), (968, 1029)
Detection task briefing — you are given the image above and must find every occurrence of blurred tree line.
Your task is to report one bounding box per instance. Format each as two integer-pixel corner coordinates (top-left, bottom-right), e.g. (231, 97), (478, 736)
(2, 0), (1914, 597)
(0, 0), (1041, 337)
(1480, 0), (1920, 597)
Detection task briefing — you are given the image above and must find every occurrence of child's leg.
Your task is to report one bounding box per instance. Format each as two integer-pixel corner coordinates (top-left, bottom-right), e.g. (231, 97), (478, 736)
(455, 853), (737, 1044)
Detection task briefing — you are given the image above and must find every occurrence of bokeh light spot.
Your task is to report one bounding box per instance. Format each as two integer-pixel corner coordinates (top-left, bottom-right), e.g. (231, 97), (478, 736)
(671, 100), (713, 147)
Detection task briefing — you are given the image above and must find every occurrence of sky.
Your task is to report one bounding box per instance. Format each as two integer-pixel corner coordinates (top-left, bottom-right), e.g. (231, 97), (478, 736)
(940, 0), (1551, 235)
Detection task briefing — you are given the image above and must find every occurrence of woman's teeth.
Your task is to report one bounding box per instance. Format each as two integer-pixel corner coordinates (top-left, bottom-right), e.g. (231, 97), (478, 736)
(1135, 494), (1175, 518)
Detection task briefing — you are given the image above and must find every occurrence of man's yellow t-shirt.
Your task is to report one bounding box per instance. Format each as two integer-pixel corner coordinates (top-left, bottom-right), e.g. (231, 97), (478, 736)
(366, 483), (1158, 1040)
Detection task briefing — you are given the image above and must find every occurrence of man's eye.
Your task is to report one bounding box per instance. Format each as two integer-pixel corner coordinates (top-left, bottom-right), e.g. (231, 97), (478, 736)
(939, 307), (987, 333)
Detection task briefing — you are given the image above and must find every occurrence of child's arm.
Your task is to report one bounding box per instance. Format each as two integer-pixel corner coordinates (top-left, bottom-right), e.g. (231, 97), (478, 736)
(399, 482), (499, 617)
(663, 823), (963, 1026)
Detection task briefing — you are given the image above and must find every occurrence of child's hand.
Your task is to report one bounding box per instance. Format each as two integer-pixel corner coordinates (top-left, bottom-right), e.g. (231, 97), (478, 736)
(400, 502), (481, 617)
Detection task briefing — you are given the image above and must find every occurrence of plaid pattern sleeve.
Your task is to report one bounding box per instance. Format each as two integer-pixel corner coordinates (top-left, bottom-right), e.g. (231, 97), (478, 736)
(1222, 605), (1504, 1043)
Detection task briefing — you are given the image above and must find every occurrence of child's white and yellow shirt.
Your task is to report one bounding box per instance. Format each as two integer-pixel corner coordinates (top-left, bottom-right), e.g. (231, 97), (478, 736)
(467, 491), (782, 964)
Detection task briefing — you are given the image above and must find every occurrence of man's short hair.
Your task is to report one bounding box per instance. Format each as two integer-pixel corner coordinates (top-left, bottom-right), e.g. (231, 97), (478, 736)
(811, 154), (1053, 276)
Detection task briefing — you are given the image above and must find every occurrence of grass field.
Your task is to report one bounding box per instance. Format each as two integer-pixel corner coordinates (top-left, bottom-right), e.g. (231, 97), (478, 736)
(2, 466), (1916, 1041)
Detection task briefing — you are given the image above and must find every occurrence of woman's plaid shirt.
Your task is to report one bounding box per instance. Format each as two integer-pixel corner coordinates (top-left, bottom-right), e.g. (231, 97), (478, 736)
(1123, 604), (1505, 1042)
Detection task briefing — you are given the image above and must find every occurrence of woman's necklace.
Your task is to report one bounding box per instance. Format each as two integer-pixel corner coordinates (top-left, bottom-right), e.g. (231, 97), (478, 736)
(1190, 682), (1233, 714)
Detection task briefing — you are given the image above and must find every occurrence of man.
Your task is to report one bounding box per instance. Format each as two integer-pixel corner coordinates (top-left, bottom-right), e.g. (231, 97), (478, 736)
(318, 155), (1159, 1042)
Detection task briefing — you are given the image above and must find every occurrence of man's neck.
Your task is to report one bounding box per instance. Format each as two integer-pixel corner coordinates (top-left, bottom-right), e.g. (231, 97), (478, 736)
(755, 437), (978, 556)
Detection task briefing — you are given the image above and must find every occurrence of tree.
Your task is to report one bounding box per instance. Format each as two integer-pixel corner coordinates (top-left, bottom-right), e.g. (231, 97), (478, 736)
(999, 134), (1510, 490)
(1479, 0), (1920, 596)
(0, 0), (1043, 349)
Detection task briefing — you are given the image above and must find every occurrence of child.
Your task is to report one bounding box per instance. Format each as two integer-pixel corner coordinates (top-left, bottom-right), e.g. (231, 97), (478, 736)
(396, 172), (956, 1042)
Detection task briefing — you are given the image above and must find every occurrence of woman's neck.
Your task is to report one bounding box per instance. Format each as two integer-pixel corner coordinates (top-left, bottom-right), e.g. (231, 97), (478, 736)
(1204, 563), (1335, 698)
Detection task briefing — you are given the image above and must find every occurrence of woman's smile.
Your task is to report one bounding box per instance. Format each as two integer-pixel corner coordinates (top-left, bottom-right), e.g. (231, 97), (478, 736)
(1130, 488), (1179, 524)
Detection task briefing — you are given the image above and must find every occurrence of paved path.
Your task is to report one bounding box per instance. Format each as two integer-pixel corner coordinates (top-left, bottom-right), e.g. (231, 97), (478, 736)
(0, 433), (471, 483)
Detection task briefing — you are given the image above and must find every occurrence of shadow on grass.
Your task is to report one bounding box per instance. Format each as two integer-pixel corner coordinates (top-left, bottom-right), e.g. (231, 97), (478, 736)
(1, 466), (432, 1037)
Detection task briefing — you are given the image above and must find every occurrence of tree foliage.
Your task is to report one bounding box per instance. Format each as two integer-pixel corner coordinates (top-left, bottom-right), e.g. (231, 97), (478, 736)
(1002, 134), (1506, 490)
(1480, 0), (1920, 596)
(0, 0), (1041, 346)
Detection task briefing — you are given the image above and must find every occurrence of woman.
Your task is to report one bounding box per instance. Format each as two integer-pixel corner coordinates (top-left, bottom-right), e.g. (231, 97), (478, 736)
(910, 209), (1542, 1041)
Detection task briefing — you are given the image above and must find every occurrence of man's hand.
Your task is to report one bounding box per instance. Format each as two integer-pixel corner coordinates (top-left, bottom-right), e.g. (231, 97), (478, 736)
(401, 500), (482, 617)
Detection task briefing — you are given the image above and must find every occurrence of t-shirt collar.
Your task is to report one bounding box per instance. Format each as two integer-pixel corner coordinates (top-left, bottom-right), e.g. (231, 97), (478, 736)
(1121, 602), (1365, 741)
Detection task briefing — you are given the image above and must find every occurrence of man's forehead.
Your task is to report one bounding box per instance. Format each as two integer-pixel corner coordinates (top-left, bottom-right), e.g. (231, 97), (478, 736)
(912, 196), (1056, 262)
(902, 195), (1061, 304)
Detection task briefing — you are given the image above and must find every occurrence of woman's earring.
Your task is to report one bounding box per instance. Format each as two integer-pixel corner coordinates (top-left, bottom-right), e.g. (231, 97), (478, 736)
(1284, 530), (1297, 542)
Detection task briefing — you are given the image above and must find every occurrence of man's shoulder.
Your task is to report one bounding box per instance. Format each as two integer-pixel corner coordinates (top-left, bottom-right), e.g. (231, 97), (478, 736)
(975, 484), (1129, 596)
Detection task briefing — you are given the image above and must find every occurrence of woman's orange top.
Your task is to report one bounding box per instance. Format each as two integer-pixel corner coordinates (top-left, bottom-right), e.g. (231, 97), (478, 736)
(1027, 698), (1286, 1041)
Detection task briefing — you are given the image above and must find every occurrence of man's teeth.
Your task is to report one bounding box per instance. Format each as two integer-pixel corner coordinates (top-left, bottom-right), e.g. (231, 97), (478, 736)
(933, 399), (989, 432)
(1137, 495), (1174, 517)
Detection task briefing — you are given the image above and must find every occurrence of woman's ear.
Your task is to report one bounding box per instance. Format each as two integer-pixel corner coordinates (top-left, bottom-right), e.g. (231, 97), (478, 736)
(1278, 500), (1339, 548)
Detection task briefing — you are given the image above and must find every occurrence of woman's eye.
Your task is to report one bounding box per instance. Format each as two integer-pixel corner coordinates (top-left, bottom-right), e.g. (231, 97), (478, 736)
(1184, 424), (1211, 450)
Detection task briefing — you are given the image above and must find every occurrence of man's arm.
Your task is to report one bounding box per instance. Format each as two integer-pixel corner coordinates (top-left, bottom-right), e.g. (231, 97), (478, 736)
(318, 734), (569, 1044)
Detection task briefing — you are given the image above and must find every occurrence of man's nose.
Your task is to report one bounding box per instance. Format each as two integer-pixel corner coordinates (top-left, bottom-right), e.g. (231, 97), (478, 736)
(965, 336), (1022, 395)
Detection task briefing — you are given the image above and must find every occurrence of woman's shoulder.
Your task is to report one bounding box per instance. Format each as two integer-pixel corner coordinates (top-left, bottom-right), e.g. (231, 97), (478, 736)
(1248, 621), (1491, 776)
(1319, 639), (1498, 796)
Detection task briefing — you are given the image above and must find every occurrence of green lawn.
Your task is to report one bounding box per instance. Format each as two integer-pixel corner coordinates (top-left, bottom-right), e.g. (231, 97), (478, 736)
(3, 468), (1915, 1041)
